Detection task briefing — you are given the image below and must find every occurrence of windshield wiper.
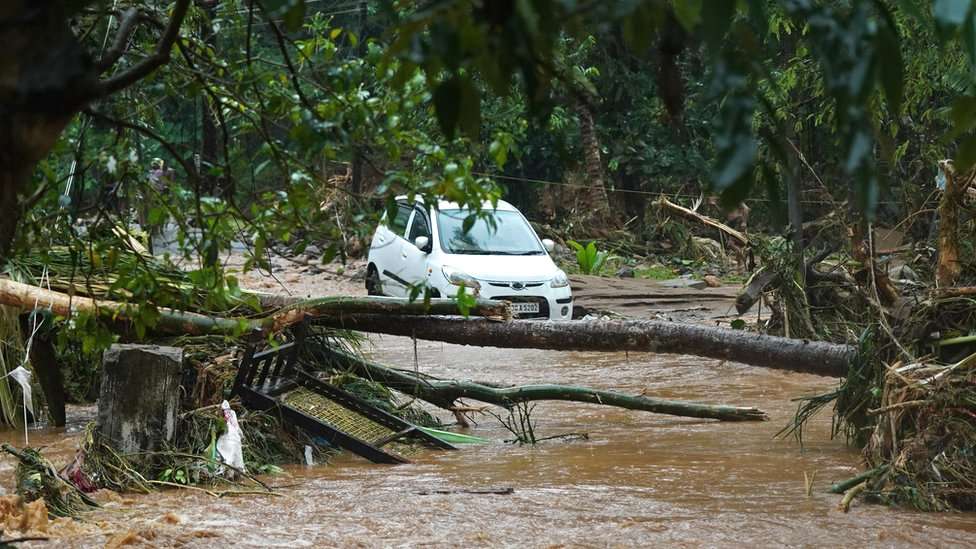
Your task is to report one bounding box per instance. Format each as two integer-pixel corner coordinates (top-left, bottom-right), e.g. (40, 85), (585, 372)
(490, 250), (543, 255)
(451, 249), (494, 255)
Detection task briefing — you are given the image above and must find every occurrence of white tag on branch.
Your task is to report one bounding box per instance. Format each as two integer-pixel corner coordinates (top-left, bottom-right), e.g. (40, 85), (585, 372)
(8, 366), (33, 420)
(216, 400), (246, 476)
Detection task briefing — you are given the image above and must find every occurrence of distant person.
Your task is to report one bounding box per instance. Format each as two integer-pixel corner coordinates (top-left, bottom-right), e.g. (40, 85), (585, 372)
(144, 158), (174, 252)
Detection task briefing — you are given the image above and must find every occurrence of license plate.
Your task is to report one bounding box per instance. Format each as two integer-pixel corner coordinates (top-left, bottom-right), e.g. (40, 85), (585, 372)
(511, 302), (540, 314)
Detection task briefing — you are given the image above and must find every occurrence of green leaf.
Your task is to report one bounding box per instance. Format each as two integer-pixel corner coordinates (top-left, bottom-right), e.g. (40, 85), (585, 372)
(672, 0), (702, 31)
(954, 134), (976, 172)
(950, 95), (976, 137)
(713, 137), (757, 190)
(962, 12), (976, 67)
(875, 3), (904, 115)
(731, 319), (747, 330)
(282, 0), (305, 32)
(700, 0), (736, 50)
(457, 75), (481, 140)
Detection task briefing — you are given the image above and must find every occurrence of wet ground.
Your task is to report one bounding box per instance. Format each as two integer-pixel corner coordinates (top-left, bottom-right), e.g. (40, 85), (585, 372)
(2, 335), (976, 547)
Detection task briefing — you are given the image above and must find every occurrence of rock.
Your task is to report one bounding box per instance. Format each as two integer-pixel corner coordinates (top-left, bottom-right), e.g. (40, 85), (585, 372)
(703, 275), (722, 288)
(97, 345), (182, 458)
(284, 273), (301, 283)
(615, 266), (636, 278)
(304, 244), (322, 257)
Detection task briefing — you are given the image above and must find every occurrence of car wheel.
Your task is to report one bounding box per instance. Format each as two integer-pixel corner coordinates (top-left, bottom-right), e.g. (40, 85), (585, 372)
(366, 265), (383, 296)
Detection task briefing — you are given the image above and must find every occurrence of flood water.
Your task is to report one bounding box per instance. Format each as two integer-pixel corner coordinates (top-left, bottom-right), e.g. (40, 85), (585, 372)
(2, 336), (976, 547)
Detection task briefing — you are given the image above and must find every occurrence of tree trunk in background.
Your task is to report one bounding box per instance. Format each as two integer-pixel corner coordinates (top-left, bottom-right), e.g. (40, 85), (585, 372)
(349, 0), (368, 198)
(575, 99), (611, 215)
(936, 160), (962, 288)
(315, 315), (855, 377)
(199, 1), (220, 195)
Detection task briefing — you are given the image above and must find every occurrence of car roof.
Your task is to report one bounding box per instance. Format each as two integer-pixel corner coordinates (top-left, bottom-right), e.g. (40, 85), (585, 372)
(395, 195), (518, 212)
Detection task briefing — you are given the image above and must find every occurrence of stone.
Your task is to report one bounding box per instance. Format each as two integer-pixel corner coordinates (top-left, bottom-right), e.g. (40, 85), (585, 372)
(96, 345), (182, 457)
(616, 266), (636, 278)
(703, 275), (722, 288)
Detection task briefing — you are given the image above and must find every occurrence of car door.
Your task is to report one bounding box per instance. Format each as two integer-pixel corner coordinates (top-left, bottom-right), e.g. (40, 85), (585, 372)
(401, 205), (433, 296)
(374, 201), (413, 296)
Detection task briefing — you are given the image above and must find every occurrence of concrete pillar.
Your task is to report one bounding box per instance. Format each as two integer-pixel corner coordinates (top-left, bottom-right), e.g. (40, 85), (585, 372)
(96, 344), (182, 456)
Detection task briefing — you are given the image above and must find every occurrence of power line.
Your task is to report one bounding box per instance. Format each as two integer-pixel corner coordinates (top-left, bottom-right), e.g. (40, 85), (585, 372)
(472, 171), (907, 206)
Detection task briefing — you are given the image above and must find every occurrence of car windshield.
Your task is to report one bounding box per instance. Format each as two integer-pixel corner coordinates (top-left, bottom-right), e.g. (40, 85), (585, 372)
(436, 209), (544, 255)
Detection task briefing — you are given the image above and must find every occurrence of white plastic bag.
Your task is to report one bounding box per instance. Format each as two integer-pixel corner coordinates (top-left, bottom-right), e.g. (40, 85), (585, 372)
(8, 366), (33, 421)
(216, 400), (245, 476)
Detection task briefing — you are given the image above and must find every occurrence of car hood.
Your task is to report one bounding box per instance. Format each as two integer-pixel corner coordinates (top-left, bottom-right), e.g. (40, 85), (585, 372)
(440, 254), (559, 282)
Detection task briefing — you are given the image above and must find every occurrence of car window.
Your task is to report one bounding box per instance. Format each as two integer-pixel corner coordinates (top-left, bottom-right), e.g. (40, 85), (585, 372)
(436, 209), (544, 255)
(407, 208), (431, 242)
(388, 203), (412, 237)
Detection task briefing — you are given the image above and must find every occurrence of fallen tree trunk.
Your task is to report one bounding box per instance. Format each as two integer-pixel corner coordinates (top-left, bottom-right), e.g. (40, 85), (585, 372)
(317, 315), (854, 377)
(321, 349), (768, 421)
(735, 268), (778, 314)
(0, 279), (509, 336)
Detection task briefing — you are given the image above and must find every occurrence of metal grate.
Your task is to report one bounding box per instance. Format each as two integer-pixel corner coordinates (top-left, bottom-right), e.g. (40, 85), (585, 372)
(282, 387), (421, 458)
(283, 387), (393, 446)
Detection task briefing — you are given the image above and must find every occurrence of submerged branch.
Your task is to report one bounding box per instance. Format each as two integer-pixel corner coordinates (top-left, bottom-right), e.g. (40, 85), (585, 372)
(322, 348), (769, 422)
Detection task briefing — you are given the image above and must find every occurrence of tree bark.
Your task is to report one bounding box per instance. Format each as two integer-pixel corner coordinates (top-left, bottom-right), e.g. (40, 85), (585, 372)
(575, 98), (611, 214)
(322, 349), (768, 421)
(936, 160), (963, 288)
(316, 315), (855, 377)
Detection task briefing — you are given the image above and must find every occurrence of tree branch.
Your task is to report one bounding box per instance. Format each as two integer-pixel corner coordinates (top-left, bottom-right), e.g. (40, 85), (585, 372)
(92, 0), (192, 98)
(95, 8), (143, 72)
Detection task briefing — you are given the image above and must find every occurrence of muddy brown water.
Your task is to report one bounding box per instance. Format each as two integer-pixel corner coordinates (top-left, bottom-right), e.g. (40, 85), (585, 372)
(2, 336), (975, 547)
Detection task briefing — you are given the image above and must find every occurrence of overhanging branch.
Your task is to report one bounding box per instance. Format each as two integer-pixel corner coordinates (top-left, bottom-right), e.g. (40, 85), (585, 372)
(92, 0), (191, 98)
(95, 8), (143, 73)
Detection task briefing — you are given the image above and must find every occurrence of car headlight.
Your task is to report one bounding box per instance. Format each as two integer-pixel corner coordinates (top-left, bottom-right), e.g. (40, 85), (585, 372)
(441, 266), (481, 289)
(550, 270), (569, 288)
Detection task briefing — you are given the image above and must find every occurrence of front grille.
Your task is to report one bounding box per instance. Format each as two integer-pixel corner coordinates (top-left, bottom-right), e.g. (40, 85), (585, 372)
(496, 295), (549, 319)
(488, 281), (545, 289)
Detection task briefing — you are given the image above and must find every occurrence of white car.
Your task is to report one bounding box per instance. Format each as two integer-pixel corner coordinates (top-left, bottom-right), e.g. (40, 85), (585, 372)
(366, 197), (573, 320)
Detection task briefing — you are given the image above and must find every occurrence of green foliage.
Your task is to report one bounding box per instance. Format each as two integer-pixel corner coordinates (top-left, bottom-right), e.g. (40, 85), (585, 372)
(636, 264), (677, 280)
(567, 240), (608, 275)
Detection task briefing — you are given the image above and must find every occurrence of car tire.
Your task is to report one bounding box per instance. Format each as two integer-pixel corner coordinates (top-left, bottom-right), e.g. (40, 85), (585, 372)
(366, 265), (383, 296)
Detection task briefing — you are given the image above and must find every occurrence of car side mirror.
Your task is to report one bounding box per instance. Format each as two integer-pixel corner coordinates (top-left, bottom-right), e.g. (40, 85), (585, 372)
(414, 236), (430, 251)
(542, 238), (555, 253)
